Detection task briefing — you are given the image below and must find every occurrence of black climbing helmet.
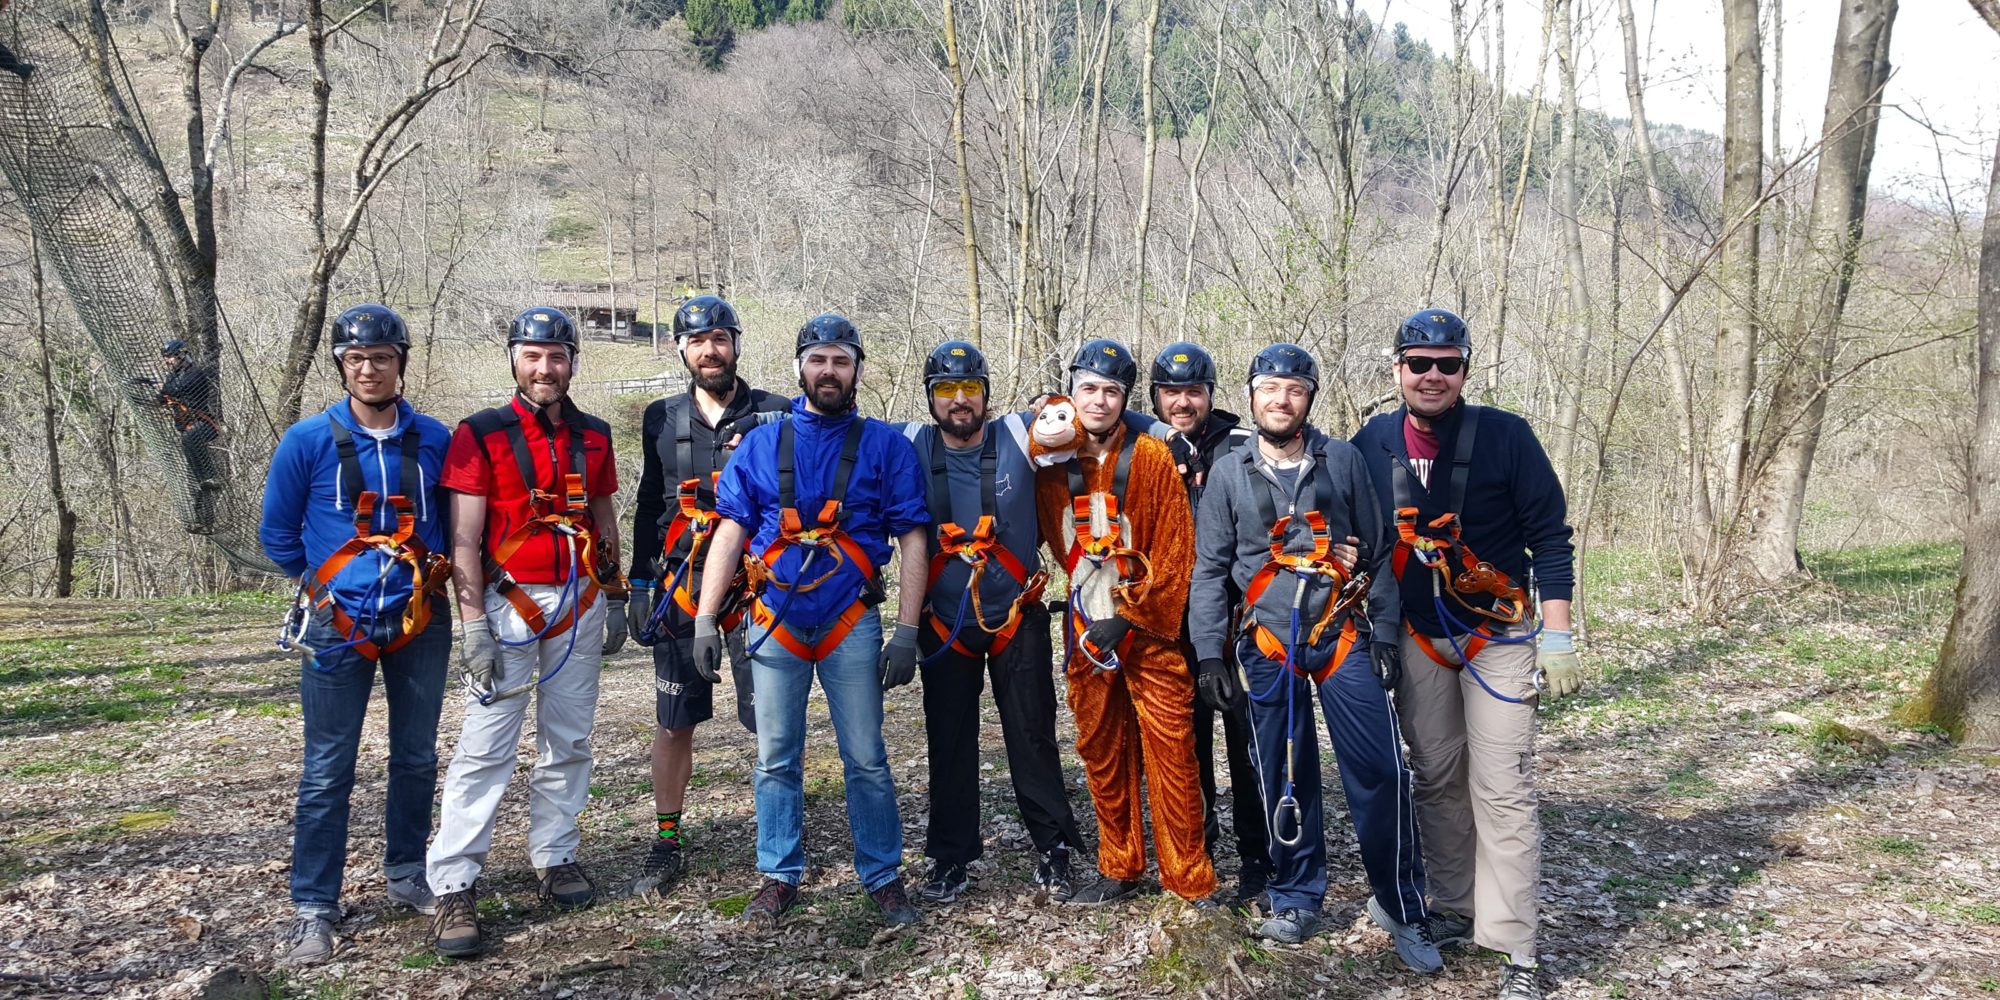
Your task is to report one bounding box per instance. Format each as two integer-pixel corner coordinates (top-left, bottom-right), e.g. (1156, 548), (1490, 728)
(1247, 343), (1320, 394)
(796, 313), (864, 361)
(1394, 308), (1472, 356)
(160, 339), (188, 358)
(672, 295), (741, 342)
(1069, 338), (1139, 393)
(1149, 342), (1216, 391)
(509, 307), (581, 351)
(924, 340), (987, 387)
(330, 304), (410, 361)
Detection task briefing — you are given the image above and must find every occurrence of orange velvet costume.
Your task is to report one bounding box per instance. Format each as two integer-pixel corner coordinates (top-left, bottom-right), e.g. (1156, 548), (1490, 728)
(1035, 425), (1216, 900)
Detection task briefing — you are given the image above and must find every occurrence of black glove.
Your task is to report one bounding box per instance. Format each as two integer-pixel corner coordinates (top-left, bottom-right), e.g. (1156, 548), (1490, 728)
(628, 581), (655, 646)
(1080, 615), (1132, 670)
(691, 613), (723, 684)
(1166, 430), (1197, 475)
(879, 622), (919, 690)
(1196, 657), (1241, 711)
(1369, 641), (1402, 691)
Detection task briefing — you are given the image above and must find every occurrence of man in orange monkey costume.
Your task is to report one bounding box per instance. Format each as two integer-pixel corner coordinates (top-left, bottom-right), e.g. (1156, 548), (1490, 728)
(1032, 339), (1217, 905)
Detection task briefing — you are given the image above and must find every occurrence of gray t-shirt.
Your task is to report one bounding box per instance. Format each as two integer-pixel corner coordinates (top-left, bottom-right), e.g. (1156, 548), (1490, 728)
(902, 414), (1042, 630)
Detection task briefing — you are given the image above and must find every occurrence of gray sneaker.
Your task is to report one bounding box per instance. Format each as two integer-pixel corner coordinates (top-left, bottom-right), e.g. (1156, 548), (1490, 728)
(387, 874), (438, 915)
(1498, 962), (1543, 999)
(278, 914), (336, 966)
(1367, 895), (1443, 973)
(1255, 907), (1322, 944)
(1428, 907), (1473, 947)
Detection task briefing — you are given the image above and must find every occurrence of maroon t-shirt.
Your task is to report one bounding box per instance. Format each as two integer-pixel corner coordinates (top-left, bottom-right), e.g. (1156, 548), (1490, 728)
(1404, 417), (1440, 488)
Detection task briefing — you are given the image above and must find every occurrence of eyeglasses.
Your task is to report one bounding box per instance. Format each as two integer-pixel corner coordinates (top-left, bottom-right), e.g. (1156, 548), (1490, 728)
(340, 352), (401, 372)
(1400, 355), (1466, 376)
(929, 379), (985, 400)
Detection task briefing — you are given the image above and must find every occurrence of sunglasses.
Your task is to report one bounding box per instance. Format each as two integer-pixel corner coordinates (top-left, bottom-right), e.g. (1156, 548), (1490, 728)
(1400, 355), (1466, 376)
(929, 379), (986, 400)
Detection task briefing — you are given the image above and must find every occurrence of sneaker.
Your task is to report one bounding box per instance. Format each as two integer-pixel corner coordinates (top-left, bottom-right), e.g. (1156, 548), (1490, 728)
(740, 878), (800, 929)
(1065, 877), (1142, 905)
(1366, 895), (1444, 974)
(537, 861), (596, 910)
(1234, 862), (1273, 912)
(278, 914), (336, 965)
(1256, 907), (1322, 945)
(1498, 962), (1543, 999)
(917, 861), (968, 904)
(1428, 907), (1474, 948)
(1034, 848), (1075, 902)
(431, 888), (481, 958)
(639, 839), (687, 887)
(386, 874), (438, 915)
(869, 877), (922, 926)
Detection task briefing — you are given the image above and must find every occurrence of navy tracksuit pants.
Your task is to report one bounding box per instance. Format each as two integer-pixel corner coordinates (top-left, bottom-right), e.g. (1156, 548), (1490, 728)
(1237, 630), (1429, 921)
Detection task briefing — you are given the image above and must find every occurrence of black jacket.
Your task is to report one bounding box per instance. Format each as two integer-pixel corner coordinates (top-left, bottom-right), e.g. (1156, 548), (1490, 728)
(629, 378), (789, 582)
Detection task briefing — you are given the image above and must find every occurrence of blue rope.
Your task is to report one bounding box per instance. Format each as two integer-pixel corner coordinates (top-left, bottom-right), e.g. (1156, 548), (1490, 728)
(744, 548), (817, 660)
(1431, 588), (1543, 704)
(918, 586), (973, 666)
(482, 539), (584, 704)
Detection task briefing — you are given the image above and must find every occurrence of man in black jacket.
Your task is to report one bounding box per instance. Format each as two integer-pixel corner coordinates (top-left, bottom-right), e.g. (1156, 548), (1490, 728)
(625, 295), (789, 889)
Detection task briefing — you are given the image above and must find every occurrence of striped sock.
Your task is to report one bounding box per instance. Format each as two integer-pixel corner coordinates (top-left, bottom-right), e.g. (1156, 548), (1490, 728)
(656, 811), (683, 845)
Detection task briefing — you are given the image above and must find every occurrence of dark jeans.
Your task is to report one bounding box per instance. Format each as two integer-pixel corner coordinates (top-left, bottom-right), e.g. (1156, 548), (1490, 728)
(290, 606), (451, 917)
(1195, 684), (1271, 870)
(918, 610), (1081, 865)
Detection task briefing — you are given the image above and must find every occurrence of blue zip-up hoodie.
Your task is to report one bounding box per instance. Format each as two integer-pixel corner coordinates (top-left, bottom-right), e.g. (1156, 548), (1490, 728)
(260, 398), (452, 623)
(1350, 401), (1574, 638)
(715, 397), (930, 631)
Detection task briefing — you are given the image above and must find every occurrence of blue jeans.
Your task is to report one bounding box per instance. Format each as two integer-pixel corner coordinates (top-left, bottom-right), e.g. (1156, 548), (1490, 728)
(747, 608), (903, 891)
(291, 606), (451, 917)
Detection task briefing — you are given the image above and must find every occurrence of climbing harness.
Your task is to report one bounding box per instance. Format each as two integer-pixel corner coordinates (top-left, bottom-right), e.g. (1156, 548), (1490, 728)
(1059, 432), (1149, 674)
(639, 394), (774, 643)
(743, 417), (881, 662)
(919, 428), (1047, 665)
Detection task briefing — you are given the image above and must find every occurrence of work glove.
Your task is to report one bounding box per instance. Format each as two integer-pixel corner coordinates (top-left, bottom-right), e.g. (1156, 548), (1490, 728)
(691, 614), (723, 684)
(628, 581), (655, 646)
(603, 597), (628, 656)
(880, 621), (919, 690)
(1196, 657), (1241, 711)
(1369, 641), (1402, 691)
(1079, 615), (1132, 672)
(458, 617), (499, 701)
(1537, 629), (1583, 699)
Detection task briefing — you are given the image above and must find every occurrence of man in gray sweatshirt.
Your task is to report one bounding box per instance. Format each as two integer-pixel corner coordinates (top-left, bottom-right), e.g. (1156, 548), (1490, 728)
(1188, 344), (1438, 973)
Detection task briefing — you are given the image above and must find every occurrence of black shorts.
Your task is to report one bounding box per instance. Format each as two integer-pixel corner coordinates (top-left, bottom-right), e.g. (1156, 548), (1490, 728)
(653, 629), (755, 732)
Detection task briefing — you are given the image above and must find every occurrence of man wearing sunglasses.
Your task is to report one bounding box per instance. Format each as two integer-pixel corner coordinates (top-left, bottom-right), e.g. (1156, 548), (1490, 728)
(1350, 308), (1581, 1000)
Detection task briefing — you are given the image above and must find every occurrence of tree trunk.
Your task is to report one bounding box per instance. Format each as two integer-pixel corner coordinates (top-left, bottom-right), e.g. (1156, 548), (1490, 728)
(1710, 0), (1763, 548)
(30, 237), (78, 598)
(1483, 0), (1555, 401)
(1132, 0), (1163, 342)
(940, 0), (981, 345)
(1550, 0), (1593, 482)
(1742, 0), (1896, 581)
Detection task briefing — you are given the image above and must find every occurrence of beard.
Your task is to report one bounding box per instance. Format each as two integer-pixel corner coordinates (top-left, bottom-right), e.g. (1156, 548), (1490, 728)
(693, 362), (737, 396)
(808, 376), (856, 414)
(932, 399), (985, 439)
(518, 376), (567, 407)
(1255, 408), (1306, 443)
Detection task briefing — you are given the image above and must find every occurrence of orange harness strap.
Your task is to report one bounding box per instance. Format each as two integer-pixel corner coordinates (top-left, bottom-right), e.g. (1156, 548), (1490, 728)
(1239, 511), (1370, 682)
(745, 418), (877, 663)
(925, 515), (1050, 659)
(658, 473), (750, 630)
(308, 492), (452, 661)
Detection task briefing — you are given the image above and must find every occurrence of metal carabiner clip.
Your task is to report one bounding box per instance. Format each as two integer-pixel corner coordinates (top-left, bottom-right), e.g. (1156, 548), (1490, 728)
(1273, 796), (1305, 847)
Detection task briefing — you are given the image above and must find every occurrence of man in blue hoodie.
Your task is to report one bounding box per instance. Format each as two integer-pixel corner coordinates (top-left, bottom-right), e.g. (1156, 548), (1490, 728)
(693, 314), (931, 929)
(259, 304), (454, 966)
(1350, 309), (1581, 1000)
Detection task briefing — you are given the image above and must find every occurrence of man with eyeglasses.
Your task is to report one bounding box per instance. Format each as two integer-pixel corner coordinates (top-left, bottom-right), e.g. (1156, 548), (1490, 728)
(259, 305), (454, 965)
(1350, 308), (1581, 1000)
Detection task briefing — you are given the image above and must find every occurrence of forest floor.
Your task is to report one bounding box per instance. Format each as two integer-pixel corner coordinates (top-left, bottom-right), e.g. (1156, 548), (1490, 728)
(1, 544), (1996, 999)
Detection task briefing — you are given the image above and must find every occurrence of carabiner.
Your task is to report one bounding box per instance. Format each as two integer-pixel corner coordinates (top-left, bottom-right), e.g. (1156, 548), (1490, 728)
(1273, 795), (1305, 847)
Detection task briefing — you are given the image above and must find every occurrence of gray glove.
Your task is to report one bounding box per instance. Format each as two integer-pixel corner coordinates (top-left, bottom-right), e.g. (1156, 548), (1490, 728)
(692, 613), (723, 684)
(459, 617), (499, 701)
(879, 622), (919, 690)
(603, 598), (628, 656)
(627, 581), (654, 646)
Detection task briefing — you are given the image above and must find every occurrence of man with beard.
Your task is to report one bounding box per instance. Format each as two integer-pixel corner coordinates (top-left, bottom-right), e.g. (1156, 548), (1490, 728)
(898, 341), (1083, 904)
(1350, 310), (1580, 1000)
(1189, 344), (1438, 970)
(1147, 342), (1272, 906)
(694, 315), (930, 929)
(260, 305), (453, 965)
(427, 308), (628, 957)
(624, 295), (788, 890)
(1033, 338), (1216, 906)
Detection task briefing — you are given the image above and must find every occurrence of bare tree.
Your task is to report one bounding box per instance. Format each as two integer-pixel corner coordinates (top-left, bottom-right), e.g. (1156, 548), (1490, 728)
(1131, 0), (1163, 340)
(941, 0), (982, 345)
(29, 235), (77, 597)
(1548, 0), (1593, 481)
(1710, 0), (1763, 556)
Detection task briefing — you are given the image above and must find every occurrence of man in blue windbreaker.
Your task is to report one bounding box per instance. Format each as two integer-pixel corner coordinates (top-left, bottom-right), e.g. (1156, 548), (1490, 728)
(692, 314), (931, 929)
(259, 305), (454, 966)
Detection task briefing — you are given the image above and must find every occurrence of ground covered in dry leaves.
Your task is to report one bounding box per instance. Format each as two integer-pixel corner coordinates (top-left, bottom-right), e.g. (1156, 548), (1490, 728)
(1, 544), (1996, 999)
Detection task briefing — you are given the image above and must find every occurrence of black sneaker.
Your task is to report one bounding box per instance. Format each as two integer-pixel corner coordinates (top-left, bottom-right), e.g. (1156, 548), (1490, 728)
(1234, 861), (1273, 911)
(431, 888), (481, 958)
(917, 861), (968, 904)
(1065, 877), (1142, 905)
(536, 861), (596, 910)
(1428, 908), (1473, 947)
(869, 877), (921, 926)
(1034, 848), (1075, 902)
(1498, 962), (1543, 999)
(640, 839), (687, 886)
(741, 878), (800, 929)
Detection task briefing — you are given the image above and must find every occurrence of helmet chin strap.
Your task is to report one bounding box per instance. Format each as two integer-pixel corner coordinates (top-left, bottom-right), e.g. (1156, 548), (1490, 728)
(353, 391), (400, 412)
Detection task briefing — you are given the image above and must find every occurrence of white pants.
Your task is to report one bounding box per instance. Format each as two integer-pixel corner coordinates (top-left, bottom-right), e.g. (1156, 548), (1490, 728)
(427, 582), (606, 894)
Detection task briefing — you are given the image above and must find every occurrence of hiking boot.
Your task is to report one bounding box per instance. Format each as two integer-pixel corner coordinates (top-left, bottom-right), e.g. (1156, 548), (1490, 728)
(1428, 907), (1474, 948)
(740, 878), (800, 929)
(278, 914), (336, 966)
(1065, 877), (1142, 905)
(1498, 962), (1544, 999)
(917, 861), (968, 905)
(537, 861), (596, 910)
(386, 874), (437, 915)
(431, 888), (481, 958)
(1367, 895), (1444, 974)
(1034, 848), (1075, 902)
(639, 839), (687, 887)
(1235, 862), (1273, 913)
(1256, 907), (1322, 945)
(869, 877), (921, 926)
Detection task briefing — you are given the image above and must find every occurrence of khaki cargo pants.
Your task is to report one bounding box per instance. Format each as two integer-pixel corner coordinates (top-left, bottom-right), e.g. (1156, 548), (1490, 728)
(1396, 623), (1540, 959)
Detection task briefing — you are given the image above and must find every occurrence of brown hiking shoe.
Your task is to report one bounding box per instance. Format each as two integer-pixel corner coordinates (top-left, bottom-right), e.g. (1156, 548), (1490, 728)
(537, 861), (596, 910)
(740, 878), (800, 929)
(431, 888), (481, 958)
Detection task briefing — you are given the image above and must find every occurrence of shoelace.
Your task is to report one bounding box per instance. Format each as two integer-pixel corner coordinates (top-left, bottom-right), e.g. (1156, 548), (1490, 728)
(1499, 964), (1540, 999)
(285, 916), (327, 946)
(542, 862), (590, 892)
(436, 892), (476, 925)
